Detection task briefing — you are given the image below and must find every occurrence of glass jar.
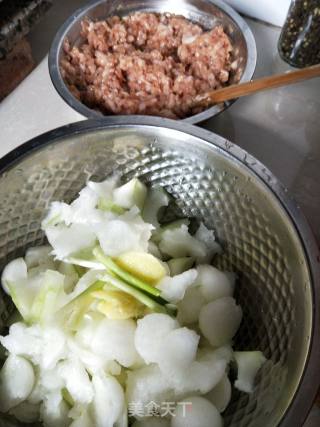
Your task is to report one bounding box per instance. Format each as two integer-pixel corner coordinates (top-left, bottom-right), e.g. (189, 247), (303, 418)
(278, 0), (320, 67)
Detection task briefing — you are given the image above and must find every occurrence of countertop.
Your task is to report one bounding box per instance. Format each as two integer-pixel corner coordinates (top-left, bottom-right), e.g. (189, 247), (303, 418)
(0, 4), (319, 426)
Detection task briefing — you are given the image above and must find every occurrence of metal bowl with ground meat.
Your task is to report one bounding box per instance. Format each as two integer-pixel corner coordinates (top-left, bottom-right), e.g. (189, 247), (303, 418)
(48, 0), (256, 124)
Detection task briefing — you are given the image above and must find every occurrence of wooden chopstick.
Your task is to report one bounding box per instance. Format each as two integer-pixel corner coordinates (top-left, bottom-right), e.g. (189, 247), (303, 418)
(192, 64), (320, 109)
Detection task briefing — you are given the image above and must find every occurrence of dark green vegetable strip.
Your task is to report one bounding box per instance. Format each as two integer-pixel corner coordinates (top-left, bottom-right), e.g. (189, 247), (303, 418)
(93, 247), (161, 297)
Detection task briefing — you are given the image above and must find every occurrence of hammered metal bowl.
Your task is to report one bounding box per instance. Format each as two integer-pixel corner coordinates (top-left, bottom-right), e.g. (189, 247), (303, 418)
(0, 118), (319, 427)
(48, 0), (256, 124)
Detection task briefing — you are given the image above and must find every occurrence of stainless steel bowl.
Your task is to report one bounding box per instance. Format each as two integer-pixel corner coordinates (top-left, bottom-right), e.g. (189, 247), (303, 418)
(0, 117), (319, 427)
(48, 0), (256, 124)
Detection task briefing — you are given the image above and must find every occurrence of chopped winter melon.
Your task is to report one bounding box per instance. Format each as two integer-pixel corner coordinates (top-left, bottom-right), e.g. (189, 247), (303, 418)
(58, 262), (79, 293)
(115, 251), (166, 284)
(0, 177), (267, 427)
(40, 389), (70, 427)
(170, 347), (231, 395)
(206, 373), (232, 412)
(58, 277), (105, 330)
(177, 286), (206, 325)
(30, 270), (65, 324)
(95, 218), (152, 258)
(87, 177), (118, 200)
(0, 323), (67, 371)
(91, 373), (125, 427)
(195, 223), (222, 263)
(75, 311), (105, 349)
(152, 218), (190, 244)
(58, 359), (94, 404)
(199, 297), (243, 347)
(25, 245), (55, 269)
(159, 225), (206, 258)
(41, 201), (72, 228)
(172, 396), (223, 427)
(91, 318), (140, 367)
(93, 289), (144, 319)
(142, 186), (170, 228)
(46, 223), (97, 259)
(126, 364), (175, 409)
(113, 178), (147, 211)
(168, 257), (194, 276)
(1, 257), (27, 294)
(7, 274), (43, 321)
(0, 354), (35, 412)
(156, 269), (198, 303)
(135, 313), (179, 364)
(158, 327), (200, 376)
(67, 338), (116, 376)
(197, 265), (235, 302)
(234, 351), (266, 393)
(70, 185), (103, 224)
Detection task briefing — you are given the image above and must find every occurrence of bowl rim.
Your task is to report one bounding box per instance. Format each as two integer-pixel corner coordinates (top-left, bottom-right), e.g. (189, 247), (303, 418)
(48, 0), (257, 124)
(0, 116), (319, 426)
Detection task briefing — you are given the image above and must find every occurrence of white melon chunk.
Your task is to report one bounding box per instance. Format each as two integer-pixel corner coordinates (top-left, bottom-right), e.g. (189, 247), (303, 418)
(197, 265), (235, 302)
(156, 269), (197, 303)
(126, 364), (175, 408)
(234, 351), (266, 393)
(134, 313), (178, 364)
(159, 225), (206, 259)
(92, 318), (139, 367)
(172, 396), (223, 427)
(58, 359), (94, 404)
(194, 223), (222, 263)
(25, 246), (54, 270)
(177, 286), (206, 325)
(113, 178), (147, 211)
(40, 390), (69, 427)
(91, 374), (125, 427)
(199, 297), (243, 347)
(46, 224), (96, 259)
(159, 327), (200, 375)
(0, 354), (35, 412)
(1, 257), (27, 294)
(142, 187), (170, 228)
(206, 373), (232, 412)
(170, 347), (231, 395)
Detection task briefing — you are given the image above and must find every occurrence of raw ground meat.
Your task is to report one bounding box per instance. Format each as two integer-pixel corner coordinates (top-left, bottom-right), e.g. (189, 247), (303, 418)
(61, 12), (233, 119)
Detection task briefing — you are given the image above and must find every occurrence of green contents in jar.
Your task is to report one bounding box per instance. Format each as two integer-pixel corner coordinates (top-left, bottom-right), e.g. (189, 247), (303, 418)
(278, 0), (320, 67)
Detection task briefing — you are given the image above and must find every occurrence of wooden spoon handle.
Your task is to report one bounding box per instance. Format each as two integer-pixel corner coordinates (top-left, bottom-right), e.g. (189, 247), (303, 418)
(193, 64), (320, 108)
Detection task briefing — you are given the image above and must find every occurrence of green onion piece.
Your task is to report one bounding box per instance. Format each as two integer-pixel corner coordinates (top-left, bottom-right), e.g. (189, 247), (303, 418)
(93, 247), (161, 298)
(100, 273), (167, 314)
